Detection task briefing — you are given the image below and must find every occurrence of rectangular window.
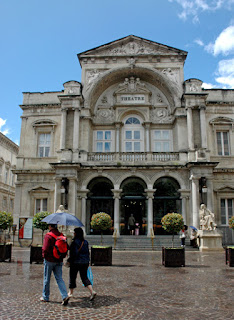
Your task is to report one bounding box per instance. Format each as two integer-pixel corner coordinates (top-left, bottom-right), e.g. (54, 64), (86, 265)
(35, 199), (48, 213)
(95, 130), (112, 152)
(124, 130), (142, 152)
(217, 132), (230, 155)
(38, 133), (51, 157)
(153, 130), (171, 152)
(221, 198), (233, 225)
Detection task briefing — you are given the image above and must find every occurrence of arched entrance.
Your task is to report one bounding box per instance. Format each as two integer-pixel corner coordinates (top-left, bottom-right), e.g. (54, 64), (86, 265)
(120, 177), (147, 235)
(153, 177), (181, 235)
(86, 178), (114, 234)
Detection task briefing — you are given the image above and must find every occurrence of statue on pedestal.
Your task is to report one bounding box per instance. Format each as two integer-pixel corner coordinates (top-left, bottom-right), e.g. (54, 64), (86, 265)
(199, 204), (217, 231)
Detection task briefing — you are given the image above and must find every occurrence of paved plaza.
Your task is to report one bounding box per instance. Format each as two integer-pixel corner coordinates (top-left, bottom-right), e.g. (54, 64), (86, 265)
(0, 247), (233, 320)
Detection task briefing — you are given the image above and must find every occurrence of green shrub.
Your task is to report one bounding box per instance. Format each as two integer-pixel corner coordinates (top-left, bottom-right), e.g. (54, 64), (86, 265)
(90, 212), (112, 245)
(33, 211), (51, 244)
(161, 213), (184, 247)
(0, 211), (13, 231)
(229, 216), (234, 230)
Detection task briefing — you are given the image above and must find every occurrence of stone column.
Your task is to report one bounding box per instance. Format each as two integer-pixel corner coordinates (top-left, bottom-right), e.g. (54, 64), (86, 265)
(186, 107), (194, 150)
(13, 182), (23, 228)
(78, 190), (89, 228)
(54, 178), (61, 212)
(60, 108), (67, 150)
(111, 189), (122, 237)
(206, 178), (214, 212)
(115, 123), (121, 152)
(68, 177), (77, 215)
(145, 189), (155, 237)
(199, 105), (207, 149)
(190, 175), (200, 228)
(179, 190), (190, 225)
(73, 104), (80, 150)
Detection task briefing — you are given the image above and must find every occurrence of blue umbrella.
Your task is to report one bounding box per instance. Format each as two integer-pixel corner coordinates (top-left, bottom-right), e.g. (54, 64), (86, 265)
(42, 212), (84, 227)
(189, 226), (197, 231)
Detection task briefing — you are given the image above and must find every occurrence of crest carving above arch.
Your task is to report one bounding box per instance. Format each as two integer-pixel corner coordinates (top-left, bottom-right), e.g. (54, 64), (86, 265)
(85, 66), (181, 116)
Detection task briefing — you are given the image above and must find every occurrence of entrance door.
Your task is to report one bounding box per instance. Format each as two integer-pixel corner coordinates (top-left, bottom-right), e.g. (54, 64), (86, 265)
(120, 198), (146, 235)
(153, 177), (181, 235)
(120, 177), (147, 235)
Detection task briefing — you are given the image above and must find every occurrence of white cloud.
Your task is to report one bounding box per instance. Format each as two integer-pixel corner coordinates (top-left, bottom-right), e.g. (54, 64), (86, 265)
(213, 25), (234, 56)
(215, 58), (234, 88)
(202, 82), (217, 89)
(194, 38), (204, 46)
(169, 0), (233, 22)
(0, 118), (9, 136)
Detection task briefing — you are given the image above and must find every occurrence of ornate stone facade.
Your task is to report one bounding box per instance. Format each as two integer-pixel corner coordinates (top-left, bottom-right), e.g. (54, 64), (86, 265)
(0, 133), (18, 213)
(14, 35), (234, 245)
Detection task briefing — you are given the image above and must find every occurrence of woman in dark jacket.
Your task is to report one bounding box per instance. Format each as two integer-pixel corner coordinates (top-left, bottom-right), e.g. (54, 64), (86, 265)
(68, 227), (96, 300)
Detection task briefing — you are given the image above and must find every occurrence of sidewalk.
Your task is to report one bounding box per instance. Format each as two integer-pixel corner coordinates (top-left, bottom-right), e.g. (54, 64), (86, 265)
(1, 247), (233, 320)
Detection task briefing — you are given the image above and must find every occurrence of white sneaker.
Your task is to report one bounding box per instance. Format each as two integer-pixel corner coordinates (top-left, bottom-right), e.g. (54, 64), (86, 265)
(90, 291), (97, 301)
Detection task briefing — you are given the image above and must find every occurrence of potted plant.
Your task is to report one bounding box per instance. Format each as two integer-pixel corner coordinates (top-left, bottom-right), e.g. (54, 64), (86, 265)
(0, 211), (13, 262)
(161, 213), (185, 267)
(90, 212), (112, 266)
(30, 211), (51, 264)
(226, 216), (234, 267)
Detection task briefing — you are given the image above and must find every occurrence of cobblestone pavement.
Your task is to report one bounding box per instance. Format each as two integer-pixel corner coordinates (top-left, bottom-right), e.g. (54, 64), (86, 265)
(0, 247), (233, 320)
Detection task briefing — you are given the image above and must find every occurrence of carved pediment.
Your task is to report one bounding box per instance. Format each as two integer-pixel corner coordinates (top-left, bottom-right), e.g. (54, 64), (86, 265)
(30, 186), (51, 193)
(78, 35), (187, 59)
(214, 185), (234, 193)
(210, 117), (234, 125)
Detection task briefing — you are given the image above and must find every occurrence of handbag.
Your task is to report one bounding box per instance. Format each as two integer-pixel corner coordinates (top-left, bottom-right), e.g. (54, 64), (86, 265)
(83, 266), (93, 286)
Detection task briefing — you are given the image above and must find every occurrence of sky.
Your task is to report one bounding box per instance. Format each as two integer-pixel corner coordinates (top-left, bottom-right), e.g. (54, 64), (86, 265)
(0, 0), (234, 144)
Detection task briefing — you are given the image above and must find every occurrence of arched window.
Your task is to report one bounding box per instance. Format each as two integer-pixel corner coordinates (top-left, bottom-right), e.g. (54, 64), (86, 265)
(123, 116), (144, 152)
(125, 117), (140, 125)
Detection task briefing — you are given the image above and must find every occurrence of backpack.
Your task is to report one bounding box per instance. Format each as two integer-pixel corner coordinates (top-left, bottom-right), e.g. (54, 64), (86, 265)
(48, 232), (68, 259)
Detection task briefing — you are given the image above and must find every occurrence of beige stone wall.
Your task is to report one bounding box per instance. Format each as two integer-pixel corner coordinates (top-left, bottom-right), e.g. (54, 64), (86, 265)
(0, 133), (19, 213)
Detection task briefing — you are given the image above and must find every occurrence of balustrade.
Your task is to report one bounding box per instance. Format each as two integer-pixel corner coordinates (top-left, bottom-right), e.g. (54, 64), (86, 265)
(87, 152), (180, 162)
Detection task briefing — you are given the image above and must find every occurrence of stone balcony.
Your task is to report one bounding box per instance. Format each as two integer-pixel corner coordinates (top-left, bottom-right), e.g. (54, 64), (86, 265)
(82, 151), (188, 165)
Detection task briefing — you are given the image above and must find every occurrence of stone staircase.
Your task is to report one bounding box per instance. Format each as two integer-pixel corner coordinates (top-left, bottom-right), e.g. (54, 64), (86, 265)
(86, 235), (193, 251)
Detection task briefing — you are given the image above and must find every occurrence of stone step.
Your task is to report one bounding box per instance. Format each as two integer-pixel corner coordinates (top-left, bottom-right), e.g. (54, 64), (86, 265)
(86, 235), (194, 251)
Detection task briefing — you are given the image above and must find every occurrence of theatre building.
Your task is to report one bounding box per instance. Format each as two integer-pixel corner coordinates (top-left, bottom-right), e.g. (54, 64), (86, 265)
(14, 35), (234, 244)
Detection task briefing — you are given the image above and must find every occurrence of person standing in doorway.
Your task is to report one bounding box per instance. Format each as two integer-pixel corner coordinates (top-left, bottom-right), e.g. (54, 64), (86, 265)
(180, 225), (188, 248)
(68, 227), (96, 301)
(40, 224), (70, 305)
(128, 214), (136, 235)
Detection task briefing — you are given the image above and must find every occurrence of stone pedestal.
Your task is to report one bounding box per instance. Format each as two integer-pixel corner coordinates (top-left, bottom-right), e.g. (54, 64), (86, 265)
(198, 230), (223, 252)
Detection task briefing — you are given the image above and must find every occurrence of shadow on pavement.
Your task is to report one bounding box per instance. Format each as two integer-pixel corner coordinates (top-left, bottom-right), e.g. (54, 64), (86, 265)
(69, 295), (122, 309)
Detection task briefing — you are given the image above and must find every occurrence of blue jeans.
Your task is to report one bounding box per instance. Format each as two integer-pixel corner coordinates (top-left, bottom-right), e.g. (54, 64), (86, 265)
(42, 259), (68, 301)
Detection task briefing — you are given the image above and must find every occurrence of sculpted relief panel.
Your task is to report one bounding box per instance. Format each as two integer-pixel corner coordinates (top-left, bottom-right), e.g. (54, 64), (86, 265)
(97, 41), (172, 56)
(93, 77), (173, 124)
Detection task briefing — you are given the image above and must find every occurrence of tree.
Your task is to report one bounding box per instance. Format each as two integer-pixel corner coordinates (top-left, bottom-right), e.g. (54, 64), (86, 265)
(0, 211), (13, 244)
(90, 212), (112, 245)
(229, 216), (234, 230)
(161, 213), (184, 247)
(33, 211), (51, 244)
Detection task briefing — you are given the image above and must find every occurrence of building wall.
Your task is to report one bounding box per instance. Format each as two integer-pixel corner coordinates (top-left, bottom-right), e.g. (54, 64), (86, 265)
(0, 133), (19, 213)
(14, 36), (234, 245)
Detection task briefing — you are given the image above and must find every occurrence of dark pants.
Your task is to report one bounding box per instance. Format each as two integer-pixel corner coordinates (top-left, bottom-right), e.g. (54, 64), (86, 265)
(181, 238), (185, 246)
(69, 263), (91, 288)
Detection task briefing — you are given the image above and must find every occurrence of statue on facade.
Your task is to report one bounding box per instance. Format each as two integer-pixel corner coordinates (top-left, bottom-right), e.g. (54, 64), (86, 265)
(199, 204), (217, 231)
(56, 205), (68, 213)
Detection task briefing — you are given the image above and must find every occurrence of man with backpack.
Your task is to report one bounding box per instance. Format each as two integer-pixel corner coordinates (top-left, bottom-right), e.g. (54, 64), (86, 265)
(40, 224), (70, 305)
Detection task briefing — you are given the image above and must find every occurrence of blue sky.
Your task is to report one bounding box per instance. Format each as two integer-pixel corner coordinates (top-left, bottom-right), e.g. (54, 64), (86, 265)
(1, 0), (234, 144)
